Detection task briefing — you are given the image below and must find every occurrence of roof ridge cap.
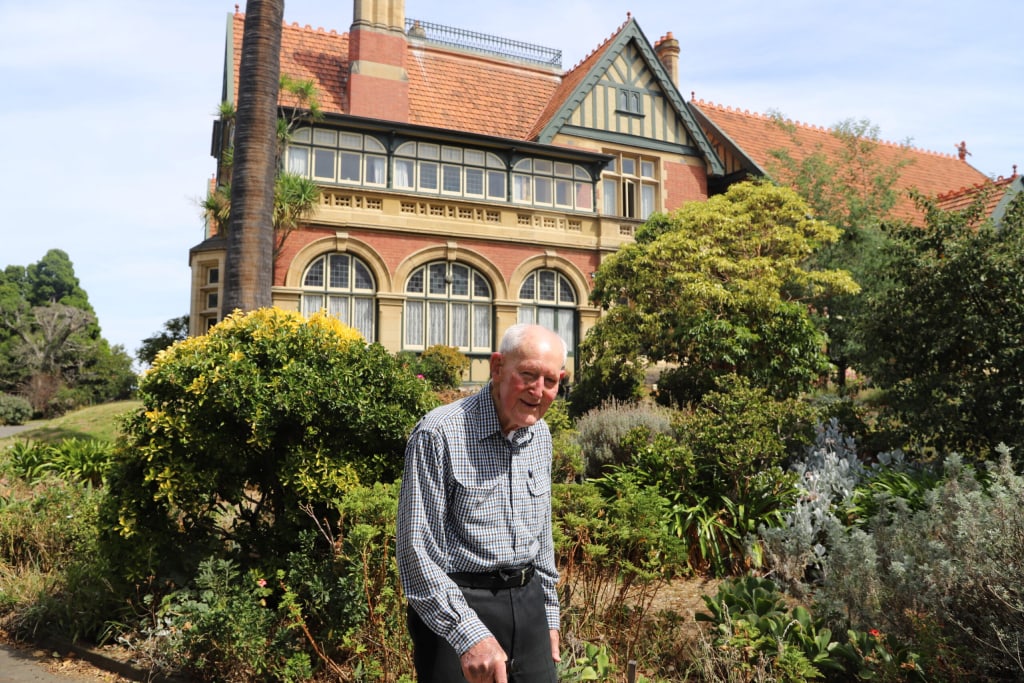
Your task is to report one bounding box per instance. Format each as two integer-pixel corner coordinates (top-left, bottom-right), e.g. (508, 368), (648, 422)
(568, 15), (630, 71)
(694, 97), (968, 160)
(937, 176), (1001, 199)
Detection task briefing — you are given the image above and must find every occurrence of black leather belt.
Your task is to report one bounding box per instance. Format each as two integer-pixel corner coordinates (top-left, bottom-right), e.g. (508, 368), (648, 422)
(449, 564), (535, 590)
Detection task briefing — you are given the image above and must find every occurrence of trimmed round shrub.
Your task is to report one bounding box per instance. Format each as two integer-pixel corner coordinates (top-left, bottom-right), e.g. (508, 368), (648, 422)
(0, 393), (32, 425)
(99, 308), (439, 582)
(417, 344), (470, 390)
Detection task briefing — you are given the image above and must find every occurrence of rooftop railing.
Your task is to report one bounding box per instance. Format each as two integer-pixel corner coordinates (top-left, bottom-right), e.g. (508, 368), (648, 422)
(405, 18), (562, 68)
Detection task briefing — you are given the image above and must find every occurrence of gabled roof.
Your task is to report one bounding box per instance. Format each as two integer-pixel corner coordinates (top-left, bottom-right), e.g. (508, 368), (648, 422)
(526, 18), (723, 175)
(691, 99), (992, 224)
(936, 172), (1022, 227)
(226, 9), (721, 172)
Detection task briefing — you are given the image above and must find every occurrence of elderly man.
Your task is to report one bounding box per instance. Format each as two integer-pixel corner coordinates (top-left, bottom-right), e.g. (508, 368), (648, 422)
(397, 323), (566, 683)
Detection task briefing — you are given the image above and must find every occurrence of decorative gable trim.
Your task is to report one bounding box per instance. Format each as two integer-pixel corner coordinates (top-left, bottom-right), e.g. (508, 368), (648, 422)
(534, 18), (724, 177)
(991, 175), (1023, 227)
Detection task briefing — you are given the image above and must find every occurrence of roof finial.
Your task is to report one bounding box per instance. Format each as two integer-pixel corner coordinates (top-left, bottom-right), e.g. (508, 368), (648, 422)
(627, 11), (632, 20)
(955, 140), (971, 161)
(1014, 164), (1019, 178)
(235, 4), (239, 13)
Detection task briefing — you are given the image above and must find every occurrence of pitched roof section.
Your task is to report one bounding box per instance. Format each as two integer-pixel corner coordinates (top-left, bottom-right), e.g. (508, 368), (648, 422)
(530, 18), (724, 175)
(230, 11), (567, 140)
(692, 99), (991, 224)
(404, 44), (562, 138)
(227, 9), (720, 172)
(936, 172), (1022, 226)
(525, 20), (623, 142)
(227, 13), (350, 114)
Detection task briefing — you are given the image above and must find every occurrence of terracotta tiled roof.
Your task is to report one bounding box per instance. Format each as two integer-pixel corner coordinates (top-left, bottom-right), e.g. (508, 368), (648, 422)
(935, 172), (1021, 224)
(692, 99), (992, 224)
(525, 20), (627, 140)
(230, 14), (349, 114)
(232, 12), (564, 141)
(405, 45), (562, 138)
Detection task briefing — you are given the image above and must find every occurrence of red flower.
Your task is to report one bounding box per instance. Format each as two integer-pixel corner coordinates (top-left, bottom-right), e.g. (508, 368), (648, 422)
(869, 629), (881, 638)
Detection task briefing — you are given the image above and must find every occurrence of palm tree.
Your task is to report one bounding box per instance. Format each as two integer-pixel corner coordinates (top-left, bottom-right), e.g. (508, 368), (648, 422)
(222, 0), (285, 316)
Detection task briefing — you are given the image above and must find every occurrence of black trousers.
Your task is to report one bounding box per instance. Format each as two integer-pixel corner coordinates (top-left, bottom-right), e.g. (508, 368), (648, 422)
(407, 577), (557, 682)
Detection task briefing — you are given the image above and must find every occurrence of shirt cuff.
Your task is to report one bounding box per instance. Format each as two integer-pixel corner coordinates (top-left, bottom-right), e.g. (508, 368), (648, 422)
(446, 615), (493, 656)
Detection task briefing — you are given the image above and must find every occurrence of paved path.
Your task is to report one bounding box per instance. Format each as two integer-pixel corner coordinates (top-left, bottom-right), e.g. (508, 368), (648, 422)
(0, 423), (35, 439)
(0, 642), (100, 682)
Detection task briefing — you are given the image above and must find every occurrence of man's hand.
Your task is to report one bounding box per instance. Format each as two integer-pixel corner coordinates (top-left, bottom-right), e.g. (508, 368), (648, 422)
(550, 629), (561, 663)
(460, 636), (508, 683)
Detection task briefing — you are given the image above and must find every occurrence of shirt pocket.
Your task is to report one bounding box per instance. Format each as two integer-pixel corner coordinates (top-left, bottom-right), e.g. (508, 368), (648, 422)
(450, 469), (504, 532)
(525, 468), (550, 498)
(525, 468), (551, 525)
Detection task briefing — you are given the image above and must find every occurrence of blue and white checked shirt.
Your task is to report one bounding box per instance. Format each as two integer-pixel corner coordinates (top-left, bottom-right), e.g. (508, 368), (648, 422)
(396, 383), (560, 655)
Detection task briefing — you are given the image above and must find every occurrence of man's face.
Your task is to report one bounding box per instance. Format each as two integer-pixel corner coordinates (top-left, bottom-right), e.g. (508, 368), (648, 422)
(490, 334), (565, 434)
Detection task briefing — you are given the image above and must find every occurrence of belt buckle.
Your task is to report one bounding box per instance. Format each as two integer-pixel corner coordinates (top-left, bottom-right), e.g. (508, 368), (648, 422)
(517, 567), (528, 586)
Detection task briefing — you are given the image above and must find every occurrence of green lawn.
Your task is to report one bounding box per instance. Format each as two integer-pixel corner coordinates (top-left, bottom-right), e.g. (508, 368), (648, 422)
(0, 400), (141, 447)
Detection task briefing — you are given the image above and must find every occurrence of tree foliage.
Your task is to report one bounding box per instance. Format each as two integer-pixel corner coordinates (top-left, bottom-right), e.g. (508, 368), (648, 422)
(575, 181), (858, 411)
(208, 67), (324, 287)
(101, 308), (439, 582)
(765, 117), (909, 386)
(0, 250), (135, 414)
(853, 189), (1024, 456)
(136, 314), (189, 367)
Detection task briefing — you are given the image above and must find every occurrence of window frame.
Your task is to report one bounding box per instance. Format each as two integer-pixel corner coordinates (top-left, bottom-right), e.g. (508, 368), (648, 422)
(403, 261), (493, 354)
(300, 253), (377, 342)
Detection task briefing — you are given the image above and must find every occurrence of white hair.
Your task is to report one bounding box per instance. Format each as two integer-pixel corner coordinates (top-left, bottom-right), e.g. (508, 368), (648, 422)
(499, 323), (568, 367)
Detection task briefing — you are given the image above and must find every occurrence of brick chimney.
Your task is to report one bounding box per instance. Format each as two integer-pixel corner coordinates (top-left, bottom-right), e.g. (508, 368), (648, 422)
(653, 32), (680, 86)
(347, 0), (409, 121)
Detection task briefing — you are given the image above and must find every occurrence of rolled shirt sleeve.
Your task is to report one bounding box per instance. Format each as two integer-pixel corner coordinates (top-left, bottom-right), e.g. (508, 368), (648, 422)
(396, 387), (560, 654)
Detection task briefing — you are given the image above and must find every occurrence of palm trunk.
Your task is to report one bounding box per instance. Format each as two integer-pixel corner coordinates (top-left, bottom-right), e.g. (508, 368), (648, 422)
(222, 0), (284, 317)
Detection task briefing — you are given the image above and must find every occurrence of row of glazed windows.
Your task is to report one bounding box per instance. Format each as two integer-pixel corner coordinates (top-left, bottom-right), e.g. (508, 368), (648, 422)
(284, 128), (659, 219)
(299, 253), (577, 355)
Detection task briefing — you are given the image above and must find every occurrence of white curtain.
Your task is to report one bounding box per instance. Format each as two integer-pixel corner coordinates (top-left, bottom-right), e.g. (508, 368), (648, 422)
(405, 301), (424, 346)
(328, 295), (348, 324)
(354, 298), (374, 340)
(394, 159), (413, 189)
(558, 309), (575, 349)
(301, 294), (324, 317)
(474, 304), (492, 350)
(428, 302), (447, 346)
(366, 156), (386, 185)
(451, 303), (469, 348)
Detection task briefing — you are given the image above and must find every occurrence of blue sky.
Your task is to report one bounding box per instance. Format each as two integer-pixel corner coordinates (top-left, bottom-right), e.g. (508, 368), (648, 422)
(1, 0), (1020, 364)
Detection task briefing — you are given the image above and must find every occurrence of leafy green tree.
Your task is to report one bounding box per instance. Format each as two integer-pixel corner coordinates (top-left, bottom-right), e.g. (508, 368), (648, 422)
(577, 181), (858, 411)
(100, 308), (438, 582)
(136, 314), (189, 366)
(25, 249), (96, 313)
(853, 189), (1024, 457)
(1, 252), (136, 413)
(765, 118), (909, 389)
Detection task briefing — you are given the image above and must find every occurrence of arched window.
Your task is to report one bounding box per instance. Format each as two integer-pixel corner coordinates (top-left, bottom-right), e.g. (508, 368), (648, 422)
(300, 253), (376, 340)
(518, 269), (576, 356)
(404, 261), (492, 352)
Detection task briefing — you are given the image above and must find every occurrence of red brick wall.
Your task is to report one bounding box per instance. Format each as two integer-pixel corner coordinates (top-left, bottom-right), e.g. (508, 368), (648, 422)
(275, 226), (600, 297)
(347, 29), (409, 122)
(663, 160), (708, 211)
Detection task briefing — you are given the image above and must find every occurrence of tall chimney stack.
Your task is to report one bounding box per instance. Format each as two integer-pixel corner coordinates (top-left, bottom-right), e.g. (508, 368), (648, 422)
(347, 0), (409, 121)
(654, 32), (680, 86)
